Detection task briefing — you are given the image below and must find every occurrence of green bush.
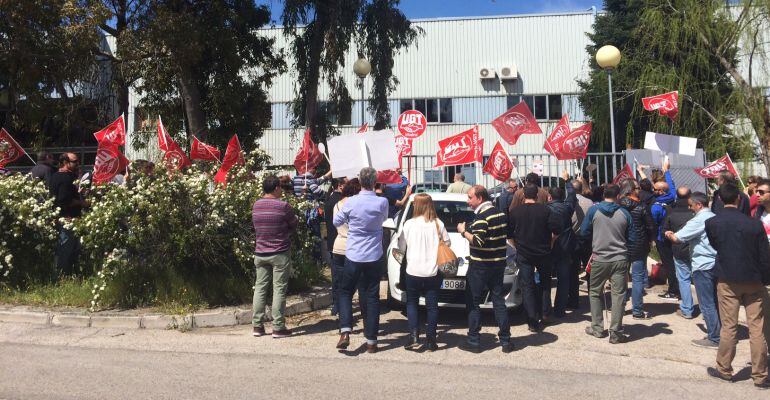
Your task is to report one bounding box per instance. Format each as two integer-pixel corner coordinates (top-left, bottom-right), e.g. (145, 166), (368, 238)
(69, 150), (323, 310)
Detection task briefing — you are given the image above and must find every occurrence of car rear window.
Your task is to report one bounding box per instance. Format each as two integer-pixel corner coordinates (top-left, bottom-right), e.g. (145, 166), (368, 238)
(403, 201), (475, 233)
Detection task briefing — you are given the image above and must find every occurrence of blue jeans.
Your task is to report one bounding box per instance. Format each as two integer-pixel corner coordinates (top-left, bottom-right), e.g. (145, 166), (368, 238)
(405, 273), (441, 340)
(465, 266), (510, 345)
(332, 253), (366, 317)
(56, 226), (81, 276)
(338, 258), (381, 344)
(674, 258), (694, 317)
(552, 254), (572, 316)
(629, 259), (647, 315)
(692, 269), (721, 343)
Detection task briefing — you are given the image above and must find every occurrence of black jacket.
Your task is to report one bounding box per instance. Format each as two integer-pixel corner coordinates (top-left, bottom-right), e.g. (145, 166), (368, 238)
(706, 207), (770, 285)
(663, 200), (695, 261)
(639, 190), (655, 208)
(712, 190), (751, 216)
(545, 180), (577, 255)
(619, 196), (656, 261)
(323, 191), (343, 249)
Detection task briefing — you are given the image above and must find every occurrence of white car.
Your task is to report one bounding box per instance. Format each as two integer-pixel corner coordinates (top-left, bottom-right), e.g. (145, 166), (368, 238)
(382, 193), (522, 309)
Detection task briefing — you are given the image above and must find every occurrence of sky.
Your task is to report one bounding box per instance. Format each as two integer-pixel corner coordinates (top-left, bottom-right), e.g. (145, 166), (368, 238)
(261, 0), (604, 24)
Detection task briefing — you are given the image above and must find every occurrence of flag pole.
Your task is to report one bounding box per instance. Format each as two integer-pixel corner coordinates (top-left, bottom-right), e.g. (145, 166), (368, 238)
(726, 152), (746, 190)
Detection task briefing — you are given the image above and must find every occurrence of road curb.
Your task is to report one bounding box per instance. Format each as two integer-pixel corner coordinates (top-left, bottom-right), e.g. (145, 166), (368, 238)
(0, 287), (332, 331)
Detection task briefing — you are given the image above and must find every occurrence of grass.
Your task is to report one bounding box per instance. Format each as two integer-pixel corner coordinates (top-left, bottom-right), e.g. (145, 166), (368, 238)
(0, 277), (95, 309)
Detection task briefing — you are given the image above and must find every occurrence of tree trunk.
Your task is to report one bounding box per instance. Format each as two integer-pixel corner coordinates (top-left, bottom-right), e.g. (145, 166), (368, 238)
(303, 11), (328, 142)
(177, 65), (208, 140)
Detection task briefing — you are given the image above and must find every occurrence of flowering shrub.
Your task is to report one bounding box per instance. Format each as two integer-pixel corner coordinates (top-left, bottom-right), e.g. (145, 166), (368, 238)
(0, 175), (59, 285)
(69, 149), (323, 310)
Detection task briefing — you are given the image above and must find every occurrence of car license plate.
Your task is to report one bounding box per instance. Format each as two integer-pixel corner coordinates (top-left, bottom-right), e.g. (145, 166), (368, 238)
(441, 279), (465, 291)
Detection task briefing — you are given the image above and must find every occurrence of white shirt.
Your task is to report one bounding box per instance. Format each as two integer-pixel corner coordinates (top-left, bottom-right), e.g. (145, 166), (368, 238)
(397, 216), (451, 277)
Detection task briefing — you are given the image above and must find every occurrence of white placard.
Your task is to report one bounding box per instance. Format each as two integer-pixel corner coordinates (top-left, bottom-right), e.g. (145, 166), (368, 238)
(644, 132), (697, 156)
(327, 130), (400, 178)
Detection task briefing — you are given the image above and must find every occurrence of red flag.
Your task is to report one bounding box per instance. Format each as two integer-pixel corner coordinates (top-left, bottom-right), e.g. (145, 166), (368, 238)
(694, 154), (739, 178)
(612, 163), (635, 185)
(357, 123), (369, 133)
(214, 135), (245, 184)
(93, 115), (126, 146)
(556, 122), (592, 160)
(543, 114), (571, 156)
(0, 128), (26, 168)
(491, 101), (542, 145)
(157, 117), (191, 170)
(293, 129), (324, 175)
(190, 136), (221, 162)
(376, 169), (403, 184)
(93, 142), (129, 185)
(642, 91), (679, 120)
(434, 126), (483, 167)
(483, 141), (514, 182)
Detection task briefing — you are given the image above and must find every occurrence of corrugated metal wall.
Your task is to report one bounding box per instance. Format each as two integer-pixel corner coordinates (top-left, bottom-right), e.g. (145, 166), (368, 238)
(261, 12), (596, 102)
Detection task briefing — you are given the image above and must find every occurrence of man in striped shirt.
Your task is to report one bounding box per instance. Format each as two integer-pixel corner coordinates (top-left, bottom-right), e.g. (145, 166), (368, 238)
(457, 185), (512, 353)
(251, 175), (298, 339)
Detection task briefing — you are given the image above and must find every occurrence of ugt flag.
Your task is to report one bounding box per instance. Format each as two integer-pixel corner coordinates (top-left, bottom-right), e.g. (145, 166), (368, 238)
(376, 169), (403, 184)
(0, 128), (26, 168)
(293, 129), (324, 175)
(543, 114), (571, 157)
(642, 91), (679, 120)
(190, 136), (221, 162)
(157, 117), (191, 171)
(491, 101), (542, 145)
(612, 163), (635, 185)
(93, 115), (126, 146)
(434, 126), (483, 167)
(93, 142), (130, 185)
(555, 122), (592, 160)
(694, 154), (738, 178)
(483, 141), (513, 182)
(214, 135), (245, 184)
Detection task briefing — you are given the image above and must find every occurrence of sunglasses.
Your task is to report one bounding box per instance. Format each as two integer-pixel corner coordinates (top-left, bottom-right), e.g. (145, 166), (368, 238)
(68, 159), (80, 164)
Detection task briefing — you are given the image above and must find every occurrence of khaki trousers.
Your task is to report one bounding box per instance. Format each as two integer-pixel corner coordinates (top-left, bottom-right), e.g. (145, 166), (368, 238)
(716, 281), (768, 384)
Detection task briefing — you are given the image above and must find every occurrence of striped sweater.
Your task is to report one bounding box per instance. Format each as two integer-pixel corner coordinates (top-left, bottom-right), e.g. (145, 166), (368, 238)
(252, 197), (298, 255)
(468, 202), (508, 268)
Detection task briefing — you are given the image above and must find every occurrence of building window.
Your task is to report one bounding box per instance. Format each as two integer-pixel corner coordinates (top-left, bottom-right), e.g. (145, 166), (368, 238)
(318, 101), (351, 126)
(506, 94), (564, 121)
(399, 98), (453, 123)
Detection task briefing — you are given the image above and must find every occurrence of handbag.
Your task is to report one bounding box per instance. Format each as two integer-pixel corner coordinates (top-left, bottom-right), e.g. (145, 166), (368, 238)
(435, 220), (459, 277)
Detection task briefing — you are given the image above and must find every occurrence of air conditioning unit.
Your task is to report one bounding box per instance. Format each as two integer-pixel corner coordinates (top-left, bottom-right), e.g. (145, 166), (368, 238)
(500, 65), (518, 80)
(479, 67), (497, 80)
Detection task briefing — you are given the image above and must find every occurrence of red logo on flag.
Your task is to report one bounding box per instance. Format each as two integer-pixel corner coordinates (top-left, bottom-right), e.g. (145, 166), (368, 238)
(557, 122), (592, 160)
(612, 164), (635, 185)
(293, 129), (324, 175)
(395, 134), (412, 157)
(397, 110), (427, 139)
(434, 127), (483, 167)
(483, 141), (513, 182)
(694, 154), (738, 178)
(544, 114), (571, 156)
(190, 136), (221, 162)
(157, 117), (190, 170)
(642, 91), (679, 120)
(491, 101), (542, 145)
(215, 135), (245, 185)
(0, 128), (25, 168)
(93, 115), (126, 146)
(93, 143), (129, 185)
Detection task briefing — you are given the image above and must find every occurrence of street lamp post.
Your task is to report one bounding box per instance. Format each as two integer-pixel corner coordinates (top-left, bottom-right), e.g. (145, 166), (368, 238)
(353, 57), (371, 126)
(596, 45), (621, 175)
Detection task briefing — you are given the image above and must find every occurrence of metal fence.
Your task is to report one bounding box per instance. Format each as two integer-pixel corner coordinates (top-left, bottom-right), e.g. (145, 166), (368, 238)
(402, 152), (627, 190)
(5, 147), (99, 173)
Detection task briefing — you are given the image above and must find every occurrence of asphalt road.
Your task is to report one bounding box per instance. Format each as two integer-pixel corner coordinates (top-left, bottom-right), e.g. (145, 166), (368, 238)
(0, 288), (764, 399)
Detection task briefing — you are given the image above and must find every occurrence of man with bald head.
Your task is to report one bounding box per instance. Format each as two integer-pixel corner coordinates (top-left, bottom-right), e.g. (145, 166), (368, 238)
(651, 157), (679, 300)
(664, 187), (696, 318)
(712, 171), (751, 215)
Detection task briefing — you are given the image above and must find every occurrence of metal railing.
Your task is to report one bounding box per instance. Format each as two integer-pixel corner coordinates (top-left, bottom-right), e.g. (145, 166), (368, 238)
(5, 147), (99, 173)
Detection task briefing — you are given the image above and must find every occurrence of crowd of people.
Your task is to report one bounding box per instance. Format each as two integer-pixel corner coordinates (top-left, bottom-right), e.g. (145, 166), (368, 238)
(251, 158), (770, 389)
